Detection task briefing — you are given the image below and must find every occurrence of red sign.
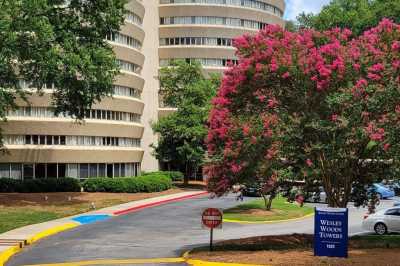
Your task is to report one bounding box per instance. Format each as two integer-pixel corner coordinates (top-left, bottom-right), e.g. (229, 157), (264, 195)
(202, 208), (223, 229)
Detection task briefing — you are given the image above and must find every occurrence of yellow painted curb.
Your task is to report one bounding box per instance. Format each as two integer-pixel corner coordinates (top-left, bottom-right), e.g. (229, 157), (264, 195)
(0, 222), (80, 266)
(23, 258), (186, 266)
(0, 245), (21, 266)
(223, 213), (314, 224)
(26, 222), (80, 245)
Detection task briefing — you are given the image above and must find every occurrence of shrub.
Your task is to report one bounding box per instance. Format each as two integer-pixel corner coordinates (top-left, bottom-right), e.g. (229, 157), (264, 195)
(82, 174), (172, 193)
(0, 178), (21, 193)
(142, 171), (184, 182)
(0, 178), (81, 193)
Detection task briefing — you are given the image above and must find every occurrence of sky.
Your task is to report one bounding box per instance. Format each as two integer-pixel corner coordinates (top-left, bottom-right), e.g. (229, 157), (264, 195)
(284, 0), (331, 21)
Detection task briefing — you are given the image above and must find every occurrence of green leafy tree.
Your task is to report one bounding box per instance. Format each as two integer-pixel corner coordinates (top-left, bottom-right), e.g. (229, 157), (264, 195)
(0, 0), (126, 145)
(206, 20), (400, 208)
(298, 0), (400, 36)
(152, 60), (219, 184)
(285, 20), (298, 33)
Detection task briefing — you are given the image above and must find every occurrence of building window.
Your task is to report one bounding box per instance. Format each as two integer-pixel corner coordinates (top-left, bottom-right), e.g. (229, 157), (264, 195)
(0, 164), (10, 178)
(106, 32), (142, 50)
(160, 37), (233, 47)
(160, 16), (268, 30)
(23, 164), (34, 180)
(6, 107), (141, 123)
(113, 85), (141, 99)
(4, 135), (141, 148)
(159, 0), (284, 17)
(0, 162), (141, 180)
(160, 58), (238, 67)
(125, 11), (143, 26)
(116, 59), (142, 74)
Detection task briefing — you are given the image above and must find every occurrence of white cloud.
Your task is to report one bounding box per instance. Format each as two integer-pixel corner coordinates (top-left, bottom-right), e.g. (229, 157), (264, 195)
(284, 0), (331, 21)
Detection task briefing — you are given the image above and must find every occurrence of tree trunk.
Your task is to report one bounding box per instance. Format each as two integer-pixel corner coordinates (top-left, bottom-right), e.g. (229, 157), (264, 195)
(266, 197), (273, 211)
(324, 183), (349, 208)
(262, 194), (273, 211)
(184, 162), (189, 185)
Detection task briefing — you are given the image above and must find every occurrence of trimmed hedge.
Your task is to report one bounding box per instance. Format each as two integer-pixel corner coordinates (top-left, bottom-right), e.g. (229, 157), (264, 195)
(0, 178), (81, 193)
(142, 171), (184, 182)
(82, 174), (172, 193)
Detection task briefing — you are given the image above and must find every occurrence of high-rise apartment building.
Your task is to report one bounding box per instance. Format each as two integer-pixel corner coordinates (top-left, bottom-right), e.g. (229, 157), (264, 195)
(0, 0), (285, 179)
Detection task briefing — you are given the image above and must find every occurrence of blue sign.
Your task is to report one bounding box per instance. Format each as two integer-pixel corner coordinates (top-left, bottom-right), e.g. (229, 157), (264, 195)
(314, 207), (348, 258)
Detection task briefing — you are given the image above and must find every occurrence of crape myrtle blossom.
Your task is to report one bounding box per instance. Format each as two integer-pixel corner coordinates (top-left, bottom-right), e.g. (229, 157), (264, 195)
(205, 19), (400, 206)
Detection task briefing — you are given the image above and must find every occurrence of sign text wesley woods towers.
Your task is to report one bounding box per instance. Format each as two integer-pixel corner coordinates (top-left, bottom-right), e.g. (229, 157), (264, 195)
(314, 207), (349, 258)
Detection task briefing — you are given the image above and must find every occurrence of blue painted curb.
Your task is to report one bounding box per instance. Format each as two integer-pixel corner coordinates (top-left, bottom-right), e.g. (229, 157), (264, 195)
(72, 215), (111, 225)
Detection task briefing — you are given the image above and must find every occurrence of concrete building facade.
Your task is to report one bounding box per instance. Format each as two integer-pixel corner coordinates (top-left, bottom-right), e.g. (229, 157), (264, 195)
(0, 0), (285, 179)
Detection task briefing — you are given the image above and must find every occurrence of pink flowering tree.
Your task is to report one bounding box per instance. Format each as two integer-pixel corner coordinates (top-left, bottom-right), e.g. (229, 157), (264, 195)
(206, 19), (400, 208)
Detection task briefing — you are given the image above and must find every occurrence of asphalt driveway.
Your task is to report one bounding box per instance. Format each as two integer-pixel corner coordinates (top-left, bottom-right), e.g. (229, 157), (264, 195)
(6, 195), (398, 266)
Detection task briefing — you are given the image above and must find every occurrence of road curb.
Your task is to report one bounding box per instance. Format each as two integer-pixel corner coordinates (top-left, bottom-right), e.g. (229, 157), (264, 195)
(223, 213), (314, 224)
(26, 222), (80, 245)
(113, 191), (209, 215)
(0, 246), (21, 266)
(0, 223), (78, 266)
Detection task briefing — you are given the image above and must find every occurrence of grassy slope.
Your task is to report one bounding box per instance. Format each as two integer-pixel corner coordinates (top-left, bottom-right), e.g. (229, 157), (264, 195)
(0, 208), (60, 234)
(223, 196), (314, 222)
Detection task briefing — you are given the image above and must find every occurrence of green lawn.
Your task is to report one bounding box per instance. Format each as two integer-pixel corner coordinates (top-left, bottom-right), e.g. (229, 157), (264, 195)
(223, 196), (314, 222)
(0, 208), (60, 234)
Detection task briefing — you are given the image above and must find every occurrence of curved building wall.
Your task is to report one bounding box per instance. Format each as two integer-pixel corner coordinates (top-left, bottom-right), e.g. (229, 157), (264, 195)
(0, 0), (146, 180)
(158, 0), (285, 72)
(156, 0), (285, 117)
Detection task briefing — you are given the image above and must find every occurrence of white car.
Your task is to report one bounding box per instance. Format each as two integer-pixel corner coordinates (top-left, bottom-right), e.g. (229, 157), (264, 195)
(362, 207), (400, 235)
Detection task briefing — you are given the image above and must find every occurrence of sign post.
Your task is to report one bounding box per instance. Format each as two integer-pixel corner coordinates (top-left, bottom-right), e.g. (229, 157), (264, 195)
(314, 207), (349, 258)
(202, 208), (223, 252)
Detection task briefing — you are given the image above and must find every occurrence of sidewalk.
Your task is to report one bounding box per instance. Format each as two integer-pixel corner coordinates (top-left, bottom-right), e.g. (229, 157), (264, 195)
(0, 190), (207, 266)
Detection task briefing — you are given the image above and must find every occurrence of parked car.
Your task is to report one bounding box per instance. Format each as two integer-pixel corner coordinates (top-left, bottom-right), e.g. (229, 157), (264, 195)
(362, 207), (400, 235)
(368, 183), (395, 199)
(242, 184), (261, 197)
(391, 180), (400, 196)
(306, 186), (327, 203)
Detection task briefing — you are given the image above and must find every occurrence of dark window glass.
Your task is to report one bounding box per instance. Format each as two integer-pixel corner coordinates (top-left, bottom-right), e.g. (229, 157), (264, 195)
(107, 164), (113, 178)
(98, 164), (106, 177)
(120, 163), (125, 177)
(385, 209), (398, 215)
(58, 164), (66, 178)
(89, 164), (97, 178)
(39, 136), (46, 145)
(47, 164), (57, 178)
(114, 164), (120, 177)
(80, 164), (89, 179)
(36, 164), (46, 178)
(25, 135), (31, 144)
(46, 135), (53, 145)
(23, 164), (34, 180)
(60, 136), (66, 145)
(33, 135), (39, 145)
